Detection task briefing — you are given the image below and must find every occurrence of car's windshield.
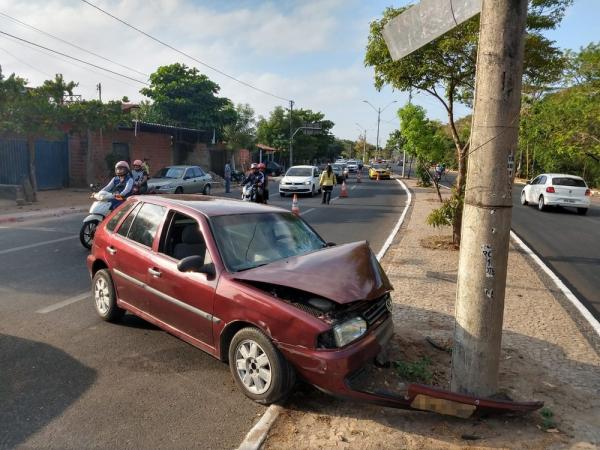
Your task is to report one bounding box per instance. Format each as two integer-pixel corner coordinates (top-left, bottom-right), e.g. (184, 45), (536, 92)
(372, 164), (386, 169)
(332, 164), (343, 171)
(154, 168), (184, 179)
(552, 177), (586, 187)
(286, 167), (313, 177)
(210, 212), (325, 272)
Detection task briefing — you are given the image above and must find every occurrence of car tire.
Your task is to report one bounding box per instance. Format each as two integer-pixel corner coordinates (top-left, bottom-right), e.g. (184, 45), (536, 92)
(520, 191), (528, 206)
(79, 220), (99, 250)
(280, 192), (285, 197)
(175, 186), (183, 194)
(577, 207), (588, 215)
(228, 327), (295, 404)
(203, 184), (211, 195)
(310, 185), (315, 197)
(92, 269), (125, 322)
(538, 195), (546, 211)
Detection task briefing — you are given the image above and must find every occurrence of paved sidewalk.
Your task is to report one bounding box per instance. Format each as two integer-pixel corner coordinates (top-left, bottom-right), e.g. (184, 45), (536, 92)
(263, 178), (600, 450)
(0, 185), (228, 224)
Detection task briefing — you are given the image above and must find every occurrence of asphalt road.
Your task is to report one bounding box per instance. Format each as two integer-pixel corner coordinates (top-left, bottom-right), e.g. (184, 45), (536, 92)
(0, 174), (406, 450)
(439, 174), (600, 322)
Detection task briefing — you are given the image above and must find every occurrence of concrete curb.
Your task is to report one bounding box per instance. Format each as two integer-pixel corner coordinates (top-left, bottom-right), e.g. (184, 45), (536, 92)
(0, 205), (89, 224)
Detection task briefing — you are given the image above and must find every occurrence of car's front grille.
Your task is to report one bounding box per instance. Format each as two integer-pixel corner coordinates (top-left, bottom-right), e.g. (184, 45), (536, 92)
(359, 294), (391, 326)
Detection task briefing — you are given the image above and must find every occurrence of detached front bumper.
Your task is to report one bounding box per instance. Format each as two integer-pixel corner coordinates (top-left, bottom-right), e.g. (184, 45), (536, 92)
(279, 317), (542, 418)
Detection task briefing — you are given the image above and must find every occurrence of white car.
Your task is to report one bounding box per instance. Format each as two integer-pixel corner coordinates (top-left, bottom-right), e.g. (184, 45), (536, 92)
(346, 160), (359, 173)
(521, 173), (591, 215)
(279, 165), (321, 197)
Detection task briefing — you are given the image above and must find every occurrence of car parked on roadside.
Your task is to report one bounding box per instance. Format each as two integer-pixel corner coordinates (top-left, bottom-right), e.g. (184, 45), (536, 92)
(87, 195), (394, 405)
(521, 173), (591, 215)
(279, 165), (321, 197)
(265, 161), (283, 177)
(148, 165), (212, 195)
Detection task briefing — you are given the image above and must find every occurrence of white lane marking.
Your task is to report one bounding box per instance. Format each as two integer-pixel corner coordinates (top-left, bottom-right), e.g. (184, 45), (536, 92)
(36, 292), (90, 314)
(0, 235), (77, 255)
(300, 208), (315, 216)
(0, 226), (62, 232)
(510, 230), (600, 337)
(376, 179), (412, 262)
(350, 185), (358, 190)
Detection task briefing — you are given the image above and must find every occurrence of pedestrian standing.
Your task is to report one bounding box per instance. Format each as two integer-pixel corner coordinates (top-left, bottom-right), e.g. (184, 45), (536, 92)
(224, 160), (232, 193)
(319, 164), (336, 205)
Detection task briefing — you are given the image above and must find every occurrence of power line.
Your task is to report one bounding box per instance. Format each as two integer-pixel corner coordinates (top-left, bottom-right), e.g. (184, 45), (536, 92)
(80, 0), (291, 103)
(0, 12), (148, 78)
(0, 30), (148, 86)
(0, 45), (54, 78)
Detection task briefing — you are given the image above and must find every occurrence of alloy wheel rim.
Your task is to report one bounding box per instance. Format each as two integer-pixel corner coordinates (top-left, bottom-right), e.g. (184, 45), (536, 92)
(84, 222), (97, 245)
(235, 339), (272, 394)
(94, 277), (110, 315)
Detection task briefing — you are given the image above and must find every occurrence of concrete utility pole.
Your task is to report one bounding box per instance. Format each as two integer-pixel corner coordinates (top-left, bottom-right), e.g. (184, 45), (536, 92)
(288, 100), (294, 168)
(451, 0), (528, 397)
(96, 83), (102, 102)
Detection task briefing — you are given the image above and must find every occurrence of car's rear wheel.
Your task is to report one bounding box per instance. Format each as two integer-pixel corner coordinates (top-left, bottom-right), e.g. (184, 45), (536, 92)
(538, 195), (546, 211)
(80, 220), (99, 250)
(577, 207), (588, 215)
(520, 191), (528, 205)
(175, 186), (183, 194)
(228, 327), (295, 404)
(92, 269), (125, 322)
(203, 184), (211, 195)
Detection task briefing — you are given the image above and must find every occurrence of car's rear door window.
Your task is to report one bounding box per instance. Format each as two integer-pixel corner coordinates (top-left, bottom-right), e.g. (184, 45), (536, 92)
(125, 203), (166, 248)
(116, 203), (142, 238)
(105, 201), (135, 233)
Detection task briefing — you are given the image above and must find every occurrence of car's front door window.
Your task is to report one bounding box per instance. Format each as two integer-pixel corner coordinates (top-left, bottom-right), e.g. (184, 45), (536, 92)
(126, 203), (166, 248)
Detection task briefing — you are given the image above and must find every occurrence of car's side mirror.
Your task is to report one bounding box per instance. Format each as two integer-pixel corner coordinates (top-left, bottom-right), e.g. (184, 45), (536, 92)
(177, 256), (215, 277)
(526, 180), (531, 185)
(325, 242), (336, 247)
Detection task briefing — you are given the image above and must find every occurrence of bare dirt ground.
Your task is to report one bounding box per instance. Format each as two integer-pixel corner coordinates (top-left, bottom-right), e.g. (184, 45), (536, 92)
(263, 178), (600, 450)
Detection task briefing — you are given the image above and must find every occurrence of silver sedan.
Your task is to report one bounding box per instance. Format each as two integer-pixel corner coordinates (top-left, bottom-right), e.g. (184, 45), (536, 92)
(148, 165), (213, 195)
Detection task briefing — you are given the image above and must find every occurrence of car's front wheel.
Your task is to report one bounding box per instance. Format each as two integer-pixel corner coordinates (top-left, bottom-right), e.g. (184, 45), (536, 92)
(520, 190), (528, 205)
(538, 195), (546, 211)
(92, 269), (125, 322)
(310, 184), (316, 197)
(577, 207), (588, 215)
(228, 327), (295, 404)
(203, 184), (211, 195)
(174, 186), (183, 194)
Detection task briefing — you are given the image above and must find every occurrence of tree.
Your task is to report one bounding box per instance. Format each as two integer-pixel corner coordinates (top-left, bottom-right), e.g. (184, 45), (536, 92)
(365, 0), (572, 245)
(256, 106), (334, 164)
(40, 74), (78, 105)
(140, 63), (236, 135)
(222, 103), (256, 151)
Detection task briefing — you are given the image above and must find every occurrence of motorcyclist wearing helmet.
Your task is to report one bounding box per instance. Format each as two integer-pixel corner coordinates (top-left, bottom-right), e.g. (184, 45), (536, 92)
(244, 163), (265, 203)
(258, 162), (269, 204)
(99, 161), (134, 209)
(131, 159), (148, 194)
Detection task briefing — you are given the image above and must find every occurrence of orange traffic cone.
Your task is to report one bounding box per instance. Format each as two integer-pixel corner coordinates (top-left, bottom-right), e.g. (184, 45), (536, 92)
(291, 194), (300, 216)
(340, 180), (348, 198)
(357, 170), (362, 183)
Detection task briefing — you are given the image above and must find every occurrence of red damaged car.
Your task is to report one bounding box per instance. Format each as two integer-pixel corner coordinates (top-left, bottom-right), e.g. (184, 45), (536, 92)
(87, 195), (394, 404)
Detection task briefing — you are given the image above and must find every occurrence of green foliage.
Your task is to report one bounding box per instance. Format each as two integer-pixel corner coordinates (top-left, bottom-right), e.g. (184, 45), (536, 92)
(416, 164), (432, 187)
(256, 106), (334, 164)
(140, 63), (235, 133)
(539, 407), (557, 431)
(427, 190), (464, 229)
(520, 43), (600, 187)
(39, 74), (78, 105)
(222, 103), (256, 151)
(393, 357), (433, 384)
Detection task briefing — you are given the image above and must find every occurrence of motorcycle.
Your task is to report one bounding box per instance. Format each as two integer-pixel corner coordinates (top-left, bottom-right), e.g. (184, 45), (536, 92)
(241, 182), (263, 203)
(79, 188), (121, 250)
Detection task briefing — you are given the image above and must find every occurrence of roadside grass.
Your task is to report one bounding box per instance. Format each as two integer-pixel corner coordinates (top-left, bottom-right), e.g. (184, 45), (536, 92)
(393, 356), (433, 384)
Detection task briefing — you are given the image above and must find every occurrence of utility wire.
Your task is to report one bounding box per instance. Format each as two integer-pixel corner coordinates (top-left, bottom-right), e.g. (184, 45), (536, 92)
(0, 45), (54, 77)
(0, 30), (148, 85)
(80, 0), (291, 103)
(0, 12), (148, 78)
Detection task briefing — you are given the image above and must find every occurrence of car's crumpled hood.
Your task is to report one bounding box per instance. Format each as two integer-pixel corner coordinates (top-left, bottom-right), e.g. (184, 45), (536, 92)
(233, 241), (393, 304)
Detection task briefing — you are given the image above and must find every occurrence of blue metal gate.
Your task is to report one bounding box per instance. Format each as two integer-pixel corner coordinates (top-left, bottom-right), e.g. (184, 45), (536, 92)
(0, 139), (29, 185)
(35, 138), (69, 190)
(0, 137), (69, 189)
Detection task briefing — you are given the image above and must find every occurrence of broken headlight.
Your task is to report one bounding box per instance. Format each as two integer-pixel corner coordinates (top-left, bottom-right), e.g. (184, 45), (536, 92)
(318, 317), (367, 348)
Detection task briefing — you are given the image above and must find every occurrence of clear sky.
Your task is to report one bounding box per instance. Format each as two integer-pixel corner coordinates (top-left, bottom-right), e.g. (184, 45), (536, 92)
(0, 0), (597, 143)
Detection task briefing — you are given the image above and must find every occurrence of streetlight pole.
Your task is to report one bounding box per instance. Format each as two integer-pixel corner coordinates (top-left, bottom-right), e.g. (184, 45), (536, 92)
(362, 100), (397, 159)
(289, 100), (294, 168)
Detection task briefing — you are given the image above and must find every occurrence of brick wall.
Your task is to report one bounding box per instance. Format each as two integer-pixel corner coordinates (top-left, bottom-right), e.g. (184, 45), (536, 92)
(69, 130), (173, 186)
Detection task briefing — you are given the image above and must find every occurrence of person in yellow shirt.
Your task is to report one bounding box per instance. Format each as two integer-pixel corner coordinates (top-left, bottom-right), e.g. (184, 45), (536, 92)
(319, 164), (336, 205)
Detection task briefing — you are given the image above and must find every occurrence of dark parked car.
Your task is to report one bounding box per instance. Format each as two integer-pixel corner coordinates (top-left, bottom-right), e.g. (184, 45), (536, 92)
(87, 195), (394, 404)
(265, 161), (283, 176)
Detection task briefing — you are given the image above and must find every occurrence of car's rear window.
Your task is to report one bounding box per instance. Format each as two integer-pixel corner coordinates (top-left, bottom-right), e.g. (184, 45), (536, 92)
(552, 177), (586, 187)
(210, 212), (325, 272)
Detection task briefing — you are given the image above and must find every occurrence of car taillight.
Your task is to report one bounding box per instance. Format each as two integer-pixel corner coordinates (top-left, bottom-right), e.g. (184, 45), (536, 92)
(546, 186), (555, 193)
(585, 189), (591, 196)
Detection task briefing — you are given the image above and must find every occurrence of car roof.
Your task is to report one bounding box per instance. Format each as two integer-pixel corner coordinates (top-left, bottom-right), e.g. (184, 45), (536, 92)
(133, 194), (287, 217)
(287, 165), (316, 169)
(537, 173), (584, 179)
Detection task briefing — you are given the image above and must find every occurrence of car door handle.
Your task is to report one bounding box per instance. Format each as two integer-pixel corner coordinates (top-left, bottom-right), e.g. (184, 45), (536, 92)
(106, 246), (117, 255)
(148, 268), (161, 278)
